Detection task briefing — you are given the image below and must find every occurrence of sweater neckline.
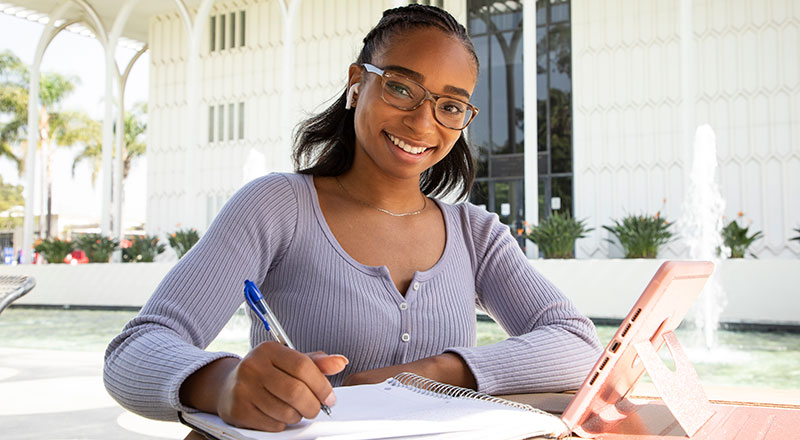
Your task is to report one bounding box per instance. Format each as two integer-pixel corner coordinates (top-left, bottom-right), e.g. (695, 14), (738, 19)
(302, 174), (451, 287)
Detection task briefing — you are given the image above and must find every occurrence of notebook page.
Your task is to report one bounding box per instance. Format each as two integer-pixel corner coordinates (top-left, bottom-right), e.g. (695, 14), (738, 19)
(184, 379), (568, 440)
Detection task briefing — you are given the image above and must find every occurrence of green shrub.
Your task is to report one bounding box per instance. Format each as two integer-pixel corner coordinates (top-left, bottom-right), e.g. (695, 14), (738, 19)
(721, 214), (763, 258)
(75, 233), (119, 263)
(603, 212), (673, 258)
(34, 237), (74, 264)
(524, 212), (593, 259)
(122, 235), (166, 263)
(169, 228), (200, 259)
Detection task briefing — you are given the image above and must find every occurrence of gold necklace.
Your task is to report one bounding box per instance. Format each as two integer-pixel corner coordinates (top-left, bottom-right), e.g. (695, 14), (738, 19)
(335, 177), (427, 217)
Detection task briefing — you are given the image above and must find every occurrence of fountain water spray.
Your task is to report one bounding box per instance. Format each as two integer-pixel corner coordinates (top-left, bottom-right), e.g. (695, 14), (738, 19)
(678, 124), (728, 349)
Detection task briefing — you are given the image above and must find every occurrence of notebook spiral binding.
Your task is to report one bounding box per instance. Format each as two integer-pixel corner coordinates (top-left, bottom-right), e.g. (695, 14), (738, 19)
(388, 372), (557, 419)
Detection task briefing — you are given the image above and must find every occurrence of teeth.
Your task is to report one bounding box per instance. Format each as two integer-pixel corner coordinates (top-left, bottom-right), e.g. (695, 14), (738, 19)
(388, 133), (428, 155)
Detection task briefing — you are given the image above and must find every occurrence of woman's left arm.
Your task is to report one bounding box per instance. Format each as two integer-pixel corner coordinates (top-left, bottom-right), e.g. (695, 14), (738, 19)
(442, 207), (603, 395)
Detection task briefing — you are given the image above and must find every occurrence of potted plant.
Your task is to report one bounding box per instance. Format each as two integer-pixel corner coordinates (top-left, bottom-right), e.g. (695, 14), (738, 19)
(75, 233), (119, 263)
(33, 237), (74, 264)
(720, 212), (763, 258)
(169, 228), (200, 259)
(122, 235), (166, 262)
(603, 212), (673, 258)
(524, 212), (593, 259)
(792, 227), (800, 242)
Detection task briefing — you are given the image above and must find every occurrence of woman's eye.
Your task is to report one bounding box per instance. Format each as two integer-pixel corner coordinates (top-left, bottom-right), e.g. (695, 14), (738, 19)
(439, 101), (466, 115)
(386, 81), (413, 99)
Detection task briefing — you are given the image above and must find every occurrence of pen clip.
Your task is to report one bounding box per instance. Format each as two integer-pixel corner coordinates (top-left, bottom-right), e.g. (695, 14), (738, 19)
(244, 280), (271, 331)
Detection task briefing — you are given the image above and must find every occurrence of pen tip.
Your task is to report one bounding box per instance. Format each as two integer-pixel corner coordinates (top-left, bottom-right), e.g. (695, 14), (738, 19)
(322, 405), (332, 417)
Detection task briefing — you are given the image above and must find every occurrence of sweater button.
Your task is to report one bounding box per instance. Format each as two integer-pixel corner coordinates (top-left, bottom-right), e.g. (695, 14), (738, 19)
(401, 333), (410, 342)
(399, 302), (408, 310)
(412, 282), (420, 290)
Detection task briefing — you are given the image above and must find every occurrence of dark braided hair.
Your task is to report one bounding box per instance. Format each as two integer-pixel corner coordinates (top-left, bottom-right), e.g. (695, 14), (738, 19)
(292, 4), (479, 200)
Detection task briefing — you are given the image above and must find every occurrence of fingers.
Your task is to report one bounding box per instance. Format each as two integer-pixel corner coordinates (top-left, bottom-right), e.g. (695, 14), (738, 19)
(217, 342), (344, 431)
(270, 349), (338, 416)
(308, 353), (349, 375)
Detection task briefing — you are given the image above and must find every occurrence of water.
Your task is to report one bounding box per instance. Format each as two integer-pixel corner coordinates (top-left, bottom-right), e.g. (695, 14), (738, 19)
(678, 124), (728, 349)
(0, 308), (797, 390)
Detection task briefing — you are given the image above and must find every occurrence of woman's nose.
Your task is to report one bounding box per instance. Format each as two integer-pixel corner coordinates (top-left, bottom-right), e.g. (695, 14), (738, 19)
(402, 99), (439, 134)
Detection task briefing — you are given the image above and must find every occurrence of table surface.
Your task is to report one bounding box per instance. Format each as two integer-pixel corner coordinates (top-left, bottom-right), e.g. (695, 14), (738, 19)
(182, 384), (800, 440)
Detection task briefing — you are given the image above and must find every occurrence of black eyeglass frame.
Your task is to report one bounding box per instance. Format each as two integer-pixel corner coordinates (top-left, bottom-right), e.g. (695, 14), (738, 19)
(360, 63), (479, 130)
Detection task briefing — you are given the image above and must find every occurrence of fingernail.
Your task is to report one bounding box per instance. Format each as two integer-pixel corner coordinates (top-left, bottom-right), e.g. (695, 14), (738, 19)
(324, 391), (336, 407)
(334, 355), (349, 365)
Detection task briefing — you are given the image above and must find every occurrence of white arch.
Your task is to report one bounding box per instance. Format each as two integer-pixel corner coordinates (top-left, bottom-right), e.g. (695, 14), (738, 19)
(111, 43), (149, 261)
(22, 2), (80, 263)
(22, 0), (227, 261)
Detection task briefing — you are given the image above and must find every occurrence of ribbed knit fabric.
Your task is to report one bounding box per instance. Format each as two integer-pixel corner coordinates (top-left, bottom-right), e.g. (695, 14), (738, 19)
(103, 173), (602, 421)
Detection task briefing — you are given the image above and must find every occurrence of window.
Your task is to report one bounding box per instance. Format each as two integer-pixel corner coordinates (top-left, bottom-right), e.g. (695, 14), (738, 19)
(238, 102), (245, 140)
(209, 16), (216, 52)
(536, 0), (573, 219)
(230, 12), (236, 48)
(410, 0), (443, 7)
(240, 11), (246, 47)
(209, 10), (247, 53)
(208, 105), (215, 142)
(219, 13), (226, 50)
(467, 1), (526, 241)
(217, 104), (224, 142)
(228, 103), (234, 141)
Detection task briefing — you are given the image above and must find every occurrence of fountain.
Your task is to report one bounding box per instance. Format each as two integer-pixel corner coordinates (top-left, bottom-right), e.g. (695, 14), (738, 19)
(678, 124), (728, 349)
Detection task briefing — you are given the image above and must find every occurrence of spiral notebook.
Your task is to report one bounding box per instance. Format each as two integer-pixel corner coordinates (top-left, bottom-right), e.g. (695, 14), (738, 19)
(180, 372), (569, 440)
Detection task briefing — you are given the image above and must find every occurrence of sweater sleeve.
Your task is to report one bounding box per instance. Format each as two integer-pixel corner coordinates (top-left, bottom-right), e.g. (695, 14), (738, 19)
(446, 204), (603, 396)
(103, 174), (298, 421)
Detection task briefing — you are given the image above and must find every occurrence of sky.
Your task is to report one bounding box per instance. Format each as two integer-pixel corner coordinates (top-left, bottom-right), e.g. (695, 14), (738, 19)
(0, 12), (149, 227)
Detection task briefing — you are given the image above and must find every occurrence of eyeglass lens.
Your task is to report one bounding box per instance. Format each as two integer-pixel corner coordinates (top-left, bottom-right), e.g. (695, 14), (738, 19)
(381, 76), (474, 129)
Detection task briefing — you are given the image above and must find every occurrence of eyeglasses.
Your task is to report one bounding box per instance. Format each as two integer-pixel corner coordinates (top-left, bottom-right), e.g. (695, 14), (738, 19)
(361, 63), (479, 130)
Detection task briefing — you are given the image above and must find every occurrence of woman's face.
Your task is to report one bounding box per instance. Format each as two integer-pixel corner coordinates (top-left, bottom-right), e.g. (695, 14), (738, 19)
(350, 27), (478, 181)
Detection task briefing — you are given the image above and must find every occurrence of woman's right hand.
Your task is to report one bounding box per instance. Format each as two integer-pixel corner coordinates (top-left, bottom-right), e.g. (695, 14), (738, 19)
(180, 342), (348, 432)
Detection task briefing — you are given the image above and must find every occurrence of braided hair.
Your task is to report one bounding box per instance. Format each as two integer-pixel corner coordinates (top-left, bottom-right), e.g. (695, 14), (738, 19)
(292, 4), (479, 200)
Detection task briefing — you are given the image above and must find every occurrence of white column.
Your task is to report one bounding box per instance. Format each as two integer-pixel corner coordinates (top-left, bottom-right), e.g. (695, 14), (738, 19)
(183, 0), (216, 231)
(22, 4), (75, 263)
(107, 0), (140, 261)
(23, 65), (41, 264)
(278, 0), (301, 173)
(680, 0), (695, 189)
(100, 46), (116, 238)
(523, 0), (539, 258)
(112, 45), (148, 256)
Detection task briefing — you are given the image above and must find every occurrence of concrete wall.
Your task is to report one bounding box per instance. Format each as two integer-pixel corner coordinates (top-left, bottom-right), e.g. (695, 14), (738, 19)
(572, 0), (800, 259)
(3, 259), (798, 326)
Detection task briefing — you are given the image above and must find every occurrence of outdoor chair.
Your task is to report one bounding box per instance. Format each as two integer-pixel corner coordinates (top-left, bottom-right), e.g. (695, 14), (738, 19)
(0, 275), (35, 315)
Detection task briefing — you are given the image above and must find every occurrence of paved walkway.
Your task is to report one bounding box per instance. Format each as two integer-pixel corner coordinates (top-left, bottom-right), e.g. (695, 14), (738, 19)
(0, 347), (190, 440)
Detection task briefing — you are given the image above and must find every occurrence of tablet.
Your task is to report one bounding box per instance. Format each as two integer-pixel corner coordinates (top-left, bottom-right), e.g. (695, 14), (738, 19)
(560, 260), (714, 435)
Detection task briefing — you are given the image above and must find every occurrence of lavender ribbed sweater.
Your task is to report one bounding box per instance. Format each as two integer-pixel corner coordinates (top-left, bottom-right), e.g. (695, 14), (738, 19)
(104, 173), (602, 421)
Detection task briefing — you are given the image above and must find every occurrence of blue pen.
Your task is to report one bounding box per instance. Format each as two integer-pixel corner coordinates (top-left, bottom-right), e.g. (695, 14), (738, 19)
(244, 280), (332, 416)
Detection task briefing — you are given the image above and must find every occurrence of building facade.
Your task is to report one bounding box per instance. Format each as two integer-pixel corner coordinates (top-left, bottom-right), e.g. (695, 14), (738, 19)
(145, 0), (800, 259)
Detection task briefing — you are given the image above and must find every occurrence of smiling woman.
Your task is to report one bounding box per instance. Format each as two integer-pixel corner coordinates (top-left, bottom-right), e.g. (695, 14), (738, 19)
(103, 4), (602, 435)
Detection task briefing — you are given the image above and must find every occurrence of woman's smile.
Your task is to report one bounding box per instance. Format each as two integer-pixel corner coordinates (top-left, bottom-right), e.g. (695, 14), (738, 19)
(384, 130), (435, 156)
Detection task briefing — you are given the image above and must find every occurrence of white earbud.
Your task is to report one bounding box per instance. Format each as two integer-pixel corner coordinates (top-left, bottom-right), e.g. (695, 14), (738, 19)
(345, 83), (360, 110)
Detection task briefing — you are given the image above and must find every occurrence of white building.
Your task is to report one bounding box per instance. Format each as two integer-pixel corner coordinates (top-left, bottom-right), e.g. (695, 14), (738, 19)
(7, 0), (800, 260)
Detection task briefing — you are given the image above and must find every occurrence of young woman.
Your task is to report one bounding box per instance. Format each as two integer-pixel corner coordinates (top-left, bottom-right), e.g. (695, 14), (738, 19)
(104, 4), (602, 433)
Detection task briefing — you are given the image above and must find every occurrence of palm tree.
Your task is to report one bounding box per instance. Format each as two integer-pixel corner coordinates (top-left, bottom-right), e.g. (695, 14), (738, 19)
(0, 51), (29, 169)
(71, 101), (147, 184)
(0, 50), (96, 238)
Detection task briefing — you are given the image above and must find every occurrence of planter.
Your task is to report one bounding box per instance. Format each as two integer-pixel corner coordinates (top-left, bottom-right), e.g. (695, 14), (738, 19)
(1, 259), (798, 327)
(532, 259), (800, 327)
